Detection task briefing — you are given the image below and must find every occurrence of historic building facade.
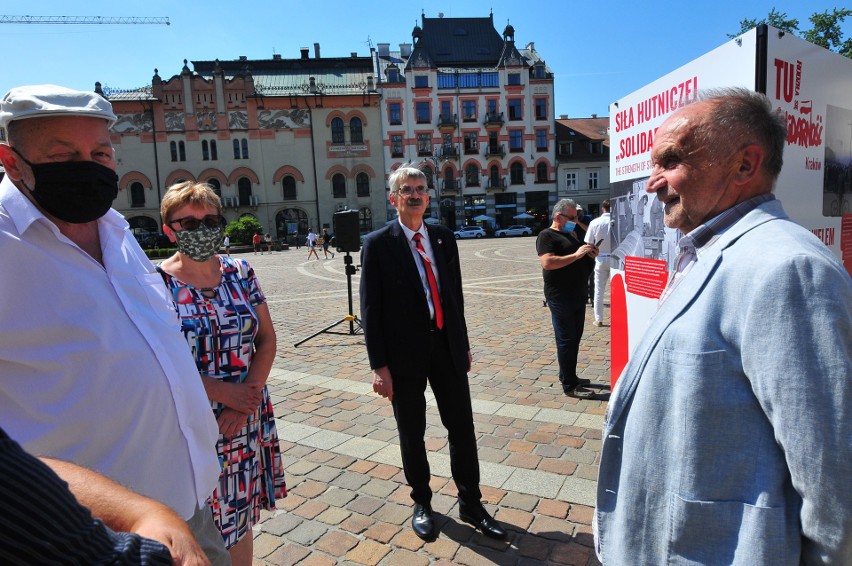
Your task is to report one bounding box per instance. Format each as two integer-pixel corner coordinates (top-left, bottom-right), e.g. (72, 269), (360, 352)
(555, 116), (611, 217)
(105, 46), (384, 243)
(372, 13), (557, 230)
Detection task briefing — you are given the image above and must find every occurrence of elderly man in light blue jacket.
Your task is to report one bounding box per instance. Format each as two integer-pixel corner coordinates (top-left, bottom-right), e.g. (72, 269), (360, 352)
(596, 88), (851, 565)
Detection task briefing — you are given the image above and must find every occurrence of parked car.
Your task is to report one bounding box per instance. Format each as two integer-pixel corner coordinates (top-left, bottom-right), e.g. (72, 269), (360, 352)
(494, 224), (533, 237)
(454, 226), (486, 239)
(132, 230), (172, 249)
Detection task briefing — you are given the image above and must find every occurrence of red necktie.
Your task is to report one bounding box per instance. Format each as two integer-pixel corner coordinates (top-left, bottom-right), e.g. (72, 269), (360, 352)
(412, 233), (443, 329)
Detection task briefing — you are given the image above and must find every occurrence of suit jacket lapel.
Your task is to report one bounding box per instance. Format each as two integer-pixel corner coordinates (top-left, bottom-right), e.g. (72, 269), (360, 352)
(388, 221), (428, 301)
(606, 202), (783, 429)
(427, 226), (447, 292)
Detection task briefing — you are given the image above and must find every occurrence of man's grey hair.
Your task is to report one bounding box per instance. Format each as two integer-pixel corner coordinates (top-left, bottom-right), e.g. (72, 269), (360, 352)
(552, 198), (577, 218)
(388, 166), (427, 193)
(691, 87), (787, 181)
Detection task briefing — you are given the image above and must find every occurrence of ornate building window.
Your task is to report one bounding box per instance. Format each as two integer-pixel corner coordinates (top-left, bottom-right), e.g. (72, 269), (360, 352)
(462, 100), (476, 122)
(282, 176), (297, 200)
(509, 130), (523, 152)
(208, 178), (222, 197)
(536, 129), (548, 150)
(331, 117), (345, 144)
(359, 207), (373, 233)
(535, 98), (547, 120)
(415, 102), (431, 124)
(417, 133), (432, 156)
(130, 182), (145, 207)
(238, 177), (252, 206)
(356, 173), (370, 197)
(508, 98), (522, 120)
(389, 102), (402, 125)
(465, 164), (480, 187)
(350, 117), (363, 144)
(588, 170), (599, 190)
(510, 162), (524, 185)
(332, 173), (346, 198)
(391, 134), (403, 157)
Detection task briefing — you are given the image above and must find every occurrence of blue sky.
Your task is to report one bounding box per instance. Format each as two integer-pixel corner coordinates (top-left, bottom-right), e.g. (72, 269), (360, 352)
(2, 1), (847, 118)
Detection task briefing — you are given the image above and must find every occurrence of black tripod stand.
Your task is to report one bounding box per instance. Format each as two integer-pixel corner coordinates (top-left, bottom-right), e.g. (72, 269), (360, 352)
(294, 252), (363, 347)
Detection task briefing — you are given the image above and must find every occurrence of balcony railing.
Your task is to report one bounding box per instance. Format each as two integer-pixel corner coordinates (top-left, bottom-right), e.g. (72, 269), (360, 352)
(437, 113), (458, 128)
(441, 179), (460, 194)
(483, 111), (504, 127)
(484, 144), (506, 158)
(486, 177), (507, 192)
(437, 145), (458, 159)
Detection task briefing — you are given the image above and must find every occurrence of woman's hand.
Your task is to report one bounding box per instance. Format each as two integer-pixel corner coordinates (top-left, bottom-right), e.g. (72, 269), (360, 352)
(218, 381), (263, 414)
(217, 408), (249, 438)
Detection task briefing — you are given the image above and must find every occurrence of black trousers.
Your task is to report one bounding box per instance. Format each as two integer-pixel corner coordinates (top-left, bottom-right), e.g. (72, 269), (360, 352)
(390, 328), (481, 508)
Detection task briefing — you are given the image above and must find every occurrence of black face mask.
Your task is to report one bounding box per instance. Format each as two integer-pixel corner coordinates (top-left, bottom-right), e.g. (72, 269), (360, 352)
(12, 148), (119, 224)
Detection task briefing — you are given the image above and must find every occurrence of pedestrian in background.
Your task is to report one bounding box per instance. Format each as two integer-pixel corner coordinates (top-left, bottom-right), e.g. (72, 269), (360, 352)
(252, 231), (262, 255)
(306, 229), (319, 259)
(321, 228), (335, 259)
(536, 198), (598, 398)
(584, 200), (611, 326)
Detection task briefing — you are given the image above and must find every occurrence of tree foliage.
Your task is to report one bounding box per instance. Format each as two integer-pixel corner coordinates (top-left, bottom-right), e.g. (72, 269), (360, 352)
(730, 7), (852, 58)
(225, 215), (263, 245)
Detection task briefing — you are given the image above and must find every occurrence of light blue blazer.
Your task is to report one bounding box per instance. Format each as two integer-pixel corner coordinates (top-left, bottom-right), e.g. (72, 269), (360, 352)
(596, 199), (852, 565)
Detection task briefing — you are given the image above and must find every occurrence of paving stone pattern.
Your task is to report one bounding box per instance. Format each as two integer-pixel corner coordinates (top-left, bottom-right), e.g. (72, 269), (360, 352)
(243, 238), (609, 565)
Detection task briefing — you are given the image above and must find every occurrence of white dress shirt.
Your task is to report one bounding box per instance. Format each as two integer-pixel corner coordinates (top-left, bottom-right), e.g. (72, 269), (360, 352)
(0, 176), (220, 519)
(584, 212), (612, 257)
(398, 219), (441, 320)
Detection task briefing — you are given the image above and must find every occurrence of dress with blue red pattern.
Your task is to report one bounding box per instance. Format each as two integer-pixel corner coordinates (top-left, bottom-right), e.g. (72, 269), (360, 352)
(159, 256), (286, 549)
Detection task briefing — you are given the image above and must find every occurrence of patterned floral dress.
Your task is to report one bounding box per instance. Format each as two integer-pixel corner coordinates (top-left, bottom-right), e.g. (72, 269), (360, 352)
(159, 256), (286, 548)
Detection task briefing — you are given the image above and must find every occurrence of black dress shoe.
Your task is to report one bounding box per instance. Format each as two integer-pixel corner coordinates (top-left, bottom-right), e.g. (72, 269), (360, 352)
(412, 503), (435, 541)
(459, 504), (506, 540)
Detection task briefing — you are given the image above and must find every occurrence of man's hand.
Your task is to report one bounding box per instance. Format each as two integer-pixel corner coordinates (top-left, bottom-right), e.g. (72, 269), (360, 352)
(133, 512), (211, 566)
(217, 407), (248, 437)
(372, 367), (394, 401)
(576, 244), (598, 260)
(39, 457), (211, 566)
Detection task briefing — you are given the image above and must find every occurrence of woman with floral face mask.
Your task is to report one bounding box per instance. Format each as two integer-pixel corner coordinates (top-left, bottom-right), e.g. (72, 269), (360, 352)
(158, 182), (286, 566)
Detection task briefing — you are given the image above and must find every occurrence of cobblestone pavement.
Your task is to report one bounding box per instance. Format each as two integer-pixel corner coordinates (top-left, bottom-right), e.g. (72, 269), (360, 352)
(243, 237), (610, 566)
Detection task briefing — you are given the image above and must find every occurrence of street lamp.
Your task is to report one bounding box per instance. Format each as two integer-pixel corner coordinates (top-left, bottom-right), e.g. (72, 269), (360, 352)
(423, 150), (447, 222)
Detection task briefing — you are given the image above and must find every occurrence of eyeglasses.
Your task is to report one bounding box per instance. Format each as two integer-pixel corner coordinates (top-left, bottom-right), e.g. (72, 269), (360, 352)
(397, 185), (429, 196)
(167, 214), (225, 231)
(558, 213), (578, 221)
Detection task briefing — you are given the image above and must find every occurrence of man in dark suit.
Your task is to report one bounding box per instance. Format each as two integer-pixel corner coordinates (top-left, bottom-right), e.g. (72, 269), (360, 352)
(360, 167), (505, 542)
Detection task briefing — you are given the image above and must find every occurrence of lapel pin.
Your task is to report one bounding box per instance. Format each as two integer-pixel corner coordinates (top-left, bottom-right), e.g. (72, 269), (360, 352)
(437, 238), (443, 245)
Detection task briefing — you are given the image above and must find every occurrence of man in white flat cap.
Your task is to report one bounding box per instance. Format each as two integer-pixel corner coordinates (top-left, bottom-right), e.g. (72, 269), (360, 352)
(0, 84), (229, 565)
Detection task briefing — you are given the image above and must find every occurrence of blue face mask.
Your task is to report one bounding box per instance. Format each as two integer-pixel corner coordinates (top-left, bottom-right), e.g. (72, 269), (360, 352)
(561, 221), (576, 234)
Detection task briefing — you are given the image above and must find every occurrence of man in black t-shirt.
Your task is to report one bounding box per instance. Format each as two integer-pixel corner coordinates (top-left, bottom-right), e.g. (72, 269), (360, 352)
(536, 198), (599, 398)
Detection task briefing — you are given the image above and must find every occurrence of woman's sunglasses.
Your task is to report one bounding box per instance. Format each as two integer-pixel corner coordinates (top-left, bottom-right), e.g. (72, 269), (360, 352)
(167, 214), (225, 231)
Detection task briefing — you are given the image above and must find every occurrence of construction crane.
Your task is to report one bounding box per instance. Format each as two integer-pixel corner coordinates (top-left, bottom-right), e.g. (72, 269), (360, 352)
(0, 16), (169, 25)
